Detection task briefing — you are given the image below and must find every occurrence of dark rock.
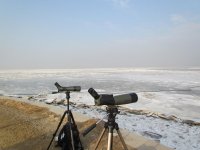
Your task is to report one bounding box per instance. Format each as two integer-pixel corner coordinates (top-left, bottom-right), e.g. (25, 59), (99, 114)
(181, 119), (200, 126)
(142, 131), (162, 140)
(77, 104), (90, 109)
(28, 96), (34, 100)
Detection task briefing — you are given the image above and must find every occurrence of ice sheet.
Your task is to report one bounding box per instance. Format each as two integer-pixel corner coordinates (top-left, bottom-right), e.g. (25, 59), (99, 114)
(0, 68), (200, 150)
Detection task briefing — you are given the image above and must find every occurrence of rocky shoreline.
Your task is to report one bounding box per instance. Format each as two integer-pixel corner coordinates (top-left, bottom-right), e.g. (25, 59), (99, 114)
(25, 94), (200, 126)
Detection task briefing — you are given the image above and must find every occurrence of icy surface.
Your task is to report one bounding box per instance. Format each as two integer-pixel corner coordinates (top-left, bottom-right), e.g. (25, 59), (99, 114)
(1, 68), (199, 120)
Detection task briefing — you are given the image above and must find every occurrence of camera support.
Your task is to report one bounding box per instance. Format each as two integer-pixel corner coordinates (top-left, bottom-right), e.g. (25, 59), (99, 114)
(94, 106), (128, 150)
(47, 91), (83, 150)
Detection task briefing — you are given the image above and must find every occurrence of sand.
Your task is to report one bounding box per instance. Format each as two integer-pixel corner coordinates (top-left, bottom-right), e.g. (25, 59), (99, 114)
(0, 97), (134, 150)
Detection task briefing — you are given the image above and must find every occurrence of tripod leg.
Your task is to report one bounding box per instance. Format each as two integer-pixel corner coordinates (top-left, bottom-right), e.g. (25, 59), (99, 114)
(47, 110), (68, 150)
(107, 127), (113, 150)
(116, 129), (128, 150)
(68, 113), (75, 150)
(94, 128), (107, 150)
(69, 111), (84, 149)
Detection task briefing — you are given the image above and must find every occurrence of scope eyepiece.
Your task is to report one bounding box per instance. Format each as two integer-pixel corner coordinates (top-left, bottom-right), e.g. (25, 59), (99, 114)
(88, 88), (100, 99)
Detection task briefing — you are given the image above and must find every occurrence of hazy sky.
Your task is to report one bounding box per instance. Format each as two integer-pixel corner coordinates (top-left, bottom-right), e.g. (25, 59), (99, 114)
(0, 0), (200, 69)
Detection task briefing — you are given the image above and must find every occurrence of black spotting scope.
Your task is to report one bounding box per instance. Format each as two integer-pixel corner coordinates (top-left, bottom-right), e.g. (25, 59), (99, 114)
(88, 88), (138, 106)
(54, 82), (81, 92)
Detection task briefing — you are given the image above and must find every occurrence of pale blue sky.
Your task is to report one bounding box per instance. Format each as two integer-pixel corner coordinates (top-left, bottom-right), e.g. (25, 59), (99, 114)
(0, 0), (200, 69)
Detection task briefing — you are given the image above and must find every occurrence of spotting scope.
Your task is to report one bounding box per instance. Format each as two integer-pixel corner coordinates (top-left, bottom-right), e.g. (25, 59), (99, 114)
(54, 82), (81, 92)
(88, 88), (138, 106)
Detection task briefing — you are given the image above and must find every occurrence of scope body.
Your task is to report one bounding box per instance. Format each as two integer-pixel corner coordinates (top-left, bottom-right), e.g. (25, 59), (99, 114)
(88, 88), (138, 106)
(55, 82), (81, 92)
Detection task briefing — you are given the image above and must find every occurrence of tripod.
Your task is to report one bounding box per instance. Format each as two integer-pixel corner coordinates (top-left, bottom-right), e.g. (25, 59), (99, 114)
(94, 106), (128, 150)
(47, 91), (83, 150)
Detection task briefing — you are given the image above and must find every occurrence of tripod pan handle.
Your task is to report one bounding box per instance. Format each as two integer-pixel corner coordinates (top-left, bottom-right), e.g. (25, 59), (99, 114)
(82, 123), (96, 137)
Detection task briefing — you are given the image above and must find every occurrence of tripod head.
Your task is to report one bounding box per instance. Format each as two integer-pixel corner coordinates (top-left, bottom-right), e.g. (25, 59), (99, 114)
(106, 106), (120, 120)
(104, 106), (120, 130)
(82, 106), (120, 137)
(106, 106), (120, 115)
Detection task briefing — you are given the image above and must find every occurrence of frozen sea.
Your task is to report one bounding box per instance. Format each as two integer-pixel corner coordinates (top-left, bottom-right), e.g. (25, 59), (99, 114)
(0, 68), (200, 149)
